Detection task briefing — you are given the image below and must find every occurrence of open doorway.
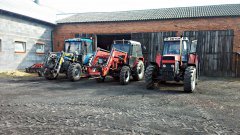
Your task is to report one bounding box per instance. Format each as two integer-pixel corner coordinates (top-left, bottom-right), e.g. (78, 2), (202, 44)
(97, 34), (131, 50)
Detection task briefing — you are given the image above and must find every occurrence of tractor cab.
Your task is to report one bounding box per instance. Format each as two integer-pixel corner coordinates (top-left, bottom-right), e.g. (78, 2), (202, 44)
(64, 38), (94, 65)
(111, 40), (143, 66)
(88, 40), (144, 85)
(162, 37), (189, 65)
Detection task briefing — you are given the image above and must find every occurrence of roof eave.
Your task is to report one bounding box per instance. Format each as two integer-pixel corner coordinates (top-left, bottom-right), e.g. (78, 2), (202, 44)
(0, 9), (56, 26)
(56, 15), (240, 24)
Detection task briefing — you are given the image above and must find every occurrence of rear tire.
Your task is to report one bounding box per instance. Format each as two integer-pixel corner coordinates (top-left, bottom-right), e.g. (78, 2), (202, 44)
(184, 66), (197, 93)
(120, 66), (130, 85)
(132, 60), (145, 81)
(145, 65), (158, 89)
(68, 63), (82, 82)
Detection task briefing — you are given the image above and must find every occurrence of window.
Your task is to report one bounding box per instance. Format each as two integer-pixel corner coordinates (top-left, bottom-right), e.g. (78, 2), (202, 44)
(65, 42), (81, 53)
(112, 43), (130, 53)
(163, 41), (181, 55)
(136, 45), (143, 57)
(132, 45), (137, 57)
(83, 41), (93, 54)
(36, 43), (45, 54)
(14, 41), (26, 53)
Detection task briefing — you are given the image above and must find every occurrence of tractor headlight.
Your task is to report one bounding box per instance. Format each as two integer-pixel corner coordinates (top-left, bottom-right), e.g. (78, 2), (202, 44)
(171, 64), (174, 68)
(163, 64), (166, 68)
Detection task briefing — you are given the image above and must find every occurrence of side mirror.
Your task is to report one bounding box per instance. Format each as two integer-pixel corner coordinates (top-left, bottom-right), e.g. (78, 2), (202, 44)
(190, 40), (197, 54)
(142, 45), (147, 51)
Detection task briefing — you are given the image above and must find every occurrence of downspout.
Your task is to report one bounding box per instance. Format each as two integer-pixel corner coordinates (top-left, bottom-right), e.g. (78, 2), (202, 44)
(51, 30), (54, 52)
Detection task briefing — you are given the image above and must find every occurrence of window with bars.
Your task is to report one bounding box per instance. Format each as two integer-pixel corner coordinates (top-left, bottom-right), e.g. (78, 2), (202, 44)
(14, 41), (26, 53)
(36, 43), (45, 54)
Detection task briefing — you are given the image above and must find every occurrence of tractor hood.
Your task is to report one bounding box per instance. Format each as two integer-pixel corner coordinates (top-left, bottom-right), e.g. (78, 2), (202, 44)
(162, 54), (180, 64)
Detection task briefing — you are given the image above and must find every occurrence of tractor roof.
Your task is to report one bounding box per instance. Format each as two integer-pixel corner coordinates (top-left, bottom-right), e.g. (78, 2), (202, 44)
(65, 38), (93, 42)
(113, 40), (141, 46)
(164, 37), (189, 41)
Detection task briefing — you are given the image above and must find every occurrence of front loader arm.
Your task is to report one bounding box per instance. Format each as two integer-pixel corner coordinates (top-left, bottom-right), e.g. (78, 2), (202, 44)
(101, 48), (128, 76)
(88, 48), (128, 77)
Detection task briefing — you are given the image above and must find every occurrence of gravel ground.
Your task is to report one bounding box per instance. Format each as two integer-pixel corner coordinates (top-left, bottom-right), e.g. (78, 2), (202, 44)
(0, 76), (240, 134)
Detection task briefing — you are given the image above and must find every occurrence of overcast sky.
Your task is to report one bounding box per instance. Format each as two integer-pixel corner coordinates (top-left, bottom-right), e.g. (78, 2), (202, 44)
(37, 0), (239, 14)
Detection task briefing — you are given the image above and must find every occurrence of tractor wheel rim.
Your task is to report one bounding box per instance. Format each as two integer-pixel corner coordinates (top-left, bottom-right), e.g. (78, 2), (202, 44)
(191, 70), (196, 90)
(125, 71), (130, 82)
(138, 65), (143, 74)
(75, 68), (80, 77)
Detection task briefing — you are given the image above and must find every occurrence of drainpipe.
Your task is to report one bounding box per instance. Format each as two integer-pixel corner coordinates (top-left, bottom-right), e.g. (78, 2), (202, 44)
(51, 30), (54, 52)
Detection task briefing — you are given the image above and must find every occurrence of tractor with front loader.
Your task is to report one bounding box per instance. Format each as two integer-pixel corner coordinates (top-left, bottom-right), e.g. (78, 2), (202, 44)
(43, 38), (95, 81)
(88, 40), (145, 85)
(144, 37), (199, 92)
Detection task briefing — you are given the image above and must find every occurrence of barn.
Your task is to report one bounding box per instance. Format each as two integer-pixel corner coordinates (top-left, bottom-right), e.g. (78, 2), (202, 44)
(0, 0), (55, 71)
(53, 4), (240, 77)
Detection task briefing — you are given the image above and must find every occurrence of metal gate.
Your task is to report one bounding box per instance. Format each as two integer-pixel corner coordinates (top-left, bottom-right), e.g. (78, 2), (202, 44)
(183, 30), (235, 77)
(132, 30), (236, 77)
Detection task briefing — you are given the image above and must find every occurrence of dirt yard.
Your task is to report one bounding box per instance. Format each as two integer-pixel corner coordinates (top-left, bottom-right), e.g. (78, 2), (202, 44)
(0, 75), (239, 134)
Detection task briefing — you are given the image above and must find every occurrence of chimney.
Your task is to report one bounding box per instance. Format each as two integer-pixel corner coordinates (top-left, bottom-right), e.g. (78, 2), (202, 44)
(34, 0), (39, 4)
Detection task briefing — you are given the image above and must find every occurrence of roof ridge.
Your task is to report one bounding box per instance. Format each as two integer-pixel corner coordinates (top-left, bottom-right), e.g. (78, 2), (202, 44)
(57, 4), (240, 24)
(58, 3), (240, 15)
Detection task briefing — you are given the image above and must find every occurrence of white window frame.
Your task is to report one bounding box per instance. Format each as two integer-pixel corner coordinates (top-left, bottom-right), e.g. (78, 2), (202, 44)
(36, 43), (45, 54)
(14, 41), (26, 53)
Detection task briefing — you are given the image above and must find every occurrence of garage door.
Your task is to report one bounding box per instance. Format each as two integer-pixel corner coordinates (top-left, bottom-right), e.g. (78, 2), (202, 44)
(184, 30), (234, 77)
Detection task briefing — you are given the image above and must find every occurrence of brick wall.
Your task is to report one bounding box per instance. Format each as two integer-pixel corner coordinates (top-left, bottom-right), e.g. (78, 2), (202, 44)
(53, 17), (240, 52)
(0, 13), (54, 71)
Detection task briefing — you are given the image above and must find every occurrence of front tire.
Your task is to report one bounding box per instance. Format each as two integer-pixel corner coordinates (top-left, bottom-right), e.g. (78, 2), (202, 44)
(120, 66), (130, 85)
(145, 65), (158, 89)
(184, 66), (197, 93)
(68, 63), (82, 82)
(132, 60), (145, 81)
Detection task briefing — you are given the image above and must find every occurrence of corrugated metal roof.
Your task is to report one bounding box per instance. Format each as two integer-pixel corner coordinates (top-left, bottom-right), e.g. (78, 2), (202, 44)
(57, 4), (240, 24)
(0, 0), (56, 24)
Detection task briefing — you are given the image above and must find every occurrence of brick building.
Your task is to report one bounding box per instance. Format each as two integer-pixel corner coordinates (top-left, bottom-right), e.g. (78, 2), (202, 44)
(0, 0), (56, 71)
(54, 4), (240, 76)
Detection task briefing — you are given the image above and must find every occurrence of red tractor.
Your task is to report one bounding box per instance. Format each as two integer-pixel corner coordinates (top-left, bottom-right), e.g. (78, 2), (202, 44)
(88, 40), (145, 85)
(145, 37), (199, 92)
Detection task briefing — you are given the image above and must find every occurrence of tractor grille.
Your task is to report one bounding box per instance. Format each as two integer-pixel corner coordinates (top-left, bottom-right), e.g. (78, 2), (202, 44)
(164, 64), (174, 69)
(162, 56), (175, 60)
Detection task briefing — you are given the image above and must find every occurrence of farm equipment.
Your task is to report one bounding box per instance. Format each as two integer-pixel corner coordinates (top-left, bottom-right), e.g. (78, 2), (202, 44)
(25, 63), (43, 73)
(25, 63), (44, 76)
(88, 40), (145, 85)
(144, 37), (199, 92)
(43, 38), (95, 81)
(43, 51), (74, 79)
